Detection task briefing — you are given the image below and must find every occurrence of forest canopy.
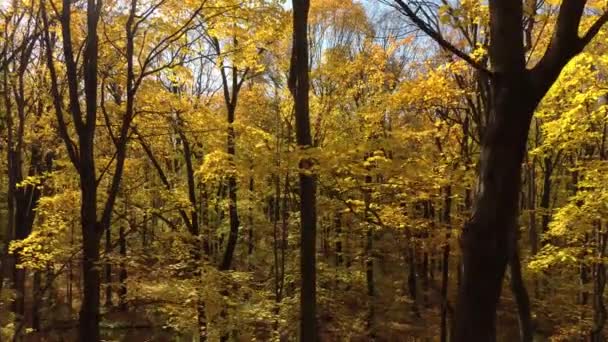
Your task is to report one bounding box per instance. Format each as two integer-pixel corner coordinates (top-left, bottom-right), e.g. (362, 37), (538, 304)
(0, 0), (608, 341)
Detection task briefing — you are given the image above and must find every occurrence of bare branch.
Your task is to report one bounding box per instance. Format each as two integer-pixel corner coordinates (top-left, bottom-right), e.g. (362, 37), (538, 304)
(384, 0), (492, 76)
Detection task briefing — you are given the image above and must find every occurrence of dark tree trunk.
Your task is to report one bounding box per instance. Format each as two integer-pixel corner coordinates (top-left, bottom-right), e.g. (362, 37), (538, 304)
(216, 36), (245, 270)
(454, 80), (536, 342)
(32, 270), (41, 331)
(407, 244), (419, 318)
(272, 175), (281, 299)
(334, 213), (343, 267)
(220, 139), (239, 271)
(248, 177), (254, 256)
(510, 249), (533, 342)
(453, 1), (604, 339)
(528, 157), (538, 255)
(440, 186), (452, 342)
(42, 0), (106, 339)
(591, 223), (607, 342)
(364, 172), (375, 338)
(390, 0), (608, 340)
(454, 2), (535, 332)
(289, 0), (317, 340)
(280, 174), (289, 297)
(79, 199), (102, 342)
(105, 227), (112, 307)
(118, 225), (127, 311)
(4, 36), (43, 330)
(539, 157), (553, 233)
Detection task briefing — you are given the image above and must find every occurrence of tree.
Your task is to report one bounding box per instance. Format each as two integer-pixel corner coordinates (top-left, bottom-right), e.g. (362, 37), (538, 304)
(386, 0), (608, 340)
(289, 0), (317, 340)
(1, 2), (51, 330)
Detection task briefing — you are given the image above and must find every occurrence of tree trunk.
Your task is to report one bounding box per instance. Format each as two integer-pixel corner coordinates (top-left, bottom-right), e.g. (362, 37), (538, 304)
(248, 177), (254, 256)
(440, 186), (452, 342)
(454, 82), (536, 341)
(591, 223), (607, 342)
(407, 244), (420, 318)
(290, 0), (317, 339)
(32, 270), (41, 331)
(528, 157), (538, 255)
(80, 219), (101, 342)
(510, 249), (533, 342)
(335, 213), (343, 267)
(105, 226), (112, 307)
(118, 225), (127, 311)
(364, 173), (375, 338)
(539, 157), (553, 233)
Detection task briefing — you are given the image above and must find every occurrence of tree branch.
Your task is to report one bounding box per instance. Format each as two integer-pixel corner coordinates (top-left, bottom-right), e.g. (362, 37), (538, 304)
(386, 0), (492, 76)
(581, 11), (608, 47)
(532, 1), (608, 96)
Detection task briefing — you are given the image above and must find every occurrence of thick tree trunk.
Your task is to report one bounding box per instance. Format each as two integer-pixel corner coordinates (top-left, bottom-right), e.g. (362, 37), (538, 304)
(79, 152), (102, 341)
(80, 220), (101, 342)
(80, 240), (101, 341)
(454, 80), (536, 341)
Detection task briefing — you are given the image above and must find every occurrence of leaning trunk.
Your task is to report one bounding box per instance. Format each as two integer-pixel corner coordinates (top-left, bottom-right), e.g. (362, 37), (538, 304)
(454, 80), (536, 341)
